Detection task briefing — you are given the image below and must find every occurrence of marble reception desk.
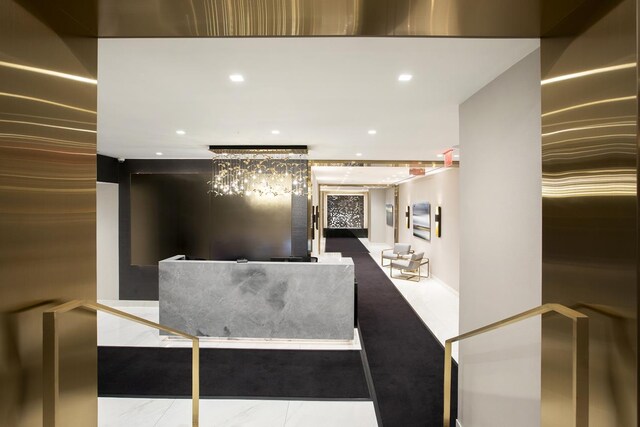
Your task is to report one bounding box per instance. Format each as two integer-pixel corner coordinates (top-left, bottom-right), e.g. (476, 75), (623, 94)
(159, 255), (355, 340)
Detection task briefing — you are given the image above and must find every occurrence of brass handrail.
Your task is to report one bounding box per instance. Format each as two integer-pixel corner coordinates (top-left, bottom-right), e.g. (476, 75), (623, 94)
(43, 300), (200, 427)
(443, 303), (588, 427)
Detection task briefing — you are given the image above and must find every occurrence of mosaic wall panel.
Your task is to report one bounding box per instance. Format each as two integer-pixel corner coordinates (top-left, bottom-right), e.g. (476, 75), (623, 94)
(327, 195), (364, 229)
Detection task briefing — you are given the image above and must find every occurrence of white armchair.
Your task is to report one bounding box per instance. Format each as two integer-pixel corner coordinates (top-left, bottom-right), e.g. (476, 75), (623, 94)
(390, 252), (430, 281)
(381, 243), (412, 267)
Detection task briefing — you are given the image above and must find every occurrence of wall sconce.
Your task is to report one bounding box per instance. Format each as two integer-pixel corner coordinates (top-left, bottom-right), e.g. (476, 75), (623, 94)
(312, 206), (316, 228)
(435, 206), (442, 237)
(405, 206), (411, 229)
(311, 206), (316, 239)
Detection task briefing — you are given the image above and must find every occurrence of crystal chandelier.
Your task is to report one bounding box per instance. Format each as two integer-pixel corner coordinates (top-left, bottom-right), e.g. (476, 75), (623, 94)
(208, 145), (308, 197)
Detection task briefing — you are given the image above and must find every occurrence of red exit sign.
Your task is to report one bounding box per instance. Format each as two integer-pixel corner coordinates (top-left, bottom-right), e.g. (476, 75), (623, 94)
(443, 149), (454, 167)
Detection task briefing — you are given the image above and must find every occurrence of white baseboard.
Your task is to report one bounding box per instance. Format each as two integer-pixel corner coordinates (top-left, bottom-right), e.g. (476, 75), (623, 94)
(430, 274), (460, 297)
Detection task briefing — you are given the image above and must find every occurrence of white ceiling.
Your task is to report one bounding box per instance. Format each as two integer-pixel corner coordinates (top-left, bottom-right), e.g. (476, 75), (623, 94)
(313, 166), (417, 186)
(97, 37), (539, 160)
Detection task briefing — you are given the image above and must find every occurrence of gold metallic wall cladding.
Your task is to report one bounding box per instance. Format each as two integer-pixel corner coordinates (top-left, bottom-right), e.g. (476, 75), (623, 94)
(0, 0), (97, 426)
(541, 0), (637, 426)
(97, 0), (542, 37)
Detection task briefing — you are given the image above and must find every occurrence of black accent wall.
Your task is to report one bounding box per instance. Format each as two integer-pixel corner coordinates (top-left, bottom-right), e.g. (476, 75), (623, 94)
(118, 159), (308, 300)
(97, 154), (119, 183)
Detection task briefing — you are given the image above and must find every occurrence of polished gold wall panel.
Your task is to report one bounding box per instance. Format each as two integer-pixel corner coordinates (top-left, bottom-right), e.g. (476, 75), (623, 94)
(541, 0), (637, 426)
(0, 0), (97, 425)
(97, 0), (544, 37)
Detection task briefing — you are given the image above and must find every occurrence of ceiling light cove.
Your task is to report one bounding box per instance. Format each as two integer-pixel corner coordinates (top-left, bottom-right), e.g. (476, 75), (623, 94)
(176, 129), (186, 135)
(368, 129), (377, 135)
(398, 74), (413, 82)
(229, 74), (245, 82)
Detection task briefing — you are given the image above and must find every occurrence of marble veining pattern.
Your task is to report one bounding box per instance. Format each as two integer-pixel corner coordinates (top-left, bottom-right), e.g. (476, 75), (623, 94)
(98, 398), (378, 427)
(160, 258), (355, 340)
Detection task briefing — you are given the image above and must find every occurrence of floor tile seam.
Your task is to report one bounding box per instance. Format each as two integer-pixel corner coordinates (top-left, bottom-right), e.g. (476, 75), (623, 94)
(152, 398), (176, 427)
(282, 401), (291, 426)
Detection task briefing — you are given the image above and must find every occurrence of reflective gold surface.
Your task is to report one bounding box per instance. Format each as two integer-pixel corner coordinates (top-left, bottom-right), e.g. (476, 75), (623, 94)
(43, 301), (200, 427)
(541, 0), (637, 426)
(97, 0), (542, 37)
(1, 0), (637, 426)
(443, 304), (589, 427)
(0, 0), (97, 425)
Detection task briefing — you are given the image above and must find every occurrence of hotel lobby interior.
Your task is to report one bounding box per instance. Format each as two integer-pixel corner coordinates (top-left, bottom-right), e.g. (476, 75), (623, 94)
(1, 1), (638, 427)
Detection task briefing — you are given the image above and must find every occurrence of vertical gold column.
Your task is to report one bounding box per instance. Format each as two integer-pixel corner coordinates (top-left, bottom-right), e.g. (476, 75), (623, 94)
(541, 0), (637, 425)
(0, 1), (97, 425)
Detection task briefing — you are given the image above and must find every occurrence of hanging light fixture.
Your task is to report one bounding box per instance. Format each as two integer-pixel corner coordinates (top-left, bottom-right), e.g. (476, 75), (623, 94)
(208, 145), (308, 197)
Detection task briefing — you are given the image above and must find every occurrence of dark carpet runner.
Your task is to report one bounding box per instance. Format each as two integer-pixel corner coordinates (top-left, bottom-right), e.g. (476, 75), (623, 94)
(324, 229), (371, 252)
(99, 347), (369, 399)
(326, 232), (458, 427)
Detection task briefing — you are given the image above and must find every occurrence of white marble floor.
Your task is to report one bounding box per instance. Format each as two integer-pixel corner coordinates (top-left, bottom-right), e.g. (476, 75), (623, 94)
(99, 398), (378, 427)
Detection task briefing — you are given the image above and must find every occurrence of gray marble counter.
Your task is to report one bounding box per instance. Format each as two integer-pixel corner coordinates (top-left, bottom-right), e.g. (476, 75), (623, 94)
(159, 256), (354, 340)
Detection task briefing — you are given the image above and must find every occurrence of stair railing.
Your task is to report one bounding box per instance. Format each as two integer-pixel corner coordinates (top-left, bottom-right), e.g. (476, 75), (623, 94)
(43, 300), (200, 427)
(443, 303), (588, 427)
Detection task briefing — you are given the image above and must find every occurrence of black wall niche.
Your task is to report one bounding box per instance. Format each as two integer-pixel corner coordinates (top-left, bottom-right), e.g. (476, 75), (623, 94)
(97, 154), (119, 183)
(119, 159), (308, 300)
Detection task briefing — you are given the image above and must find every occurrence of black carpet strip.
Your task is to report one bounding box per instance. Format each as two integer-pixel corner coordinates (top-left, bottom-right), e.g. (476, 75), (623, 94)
(325, 230), (370, 253)
(326, 236), (459, 427)
(98, 347), (369, 399)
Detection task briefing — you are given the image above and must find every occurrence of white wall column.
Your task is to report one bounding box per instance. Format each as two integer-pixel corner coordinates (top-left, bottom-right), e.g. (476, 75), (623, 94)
(458, 49), (541, 427)
(97, 182), (119, 300)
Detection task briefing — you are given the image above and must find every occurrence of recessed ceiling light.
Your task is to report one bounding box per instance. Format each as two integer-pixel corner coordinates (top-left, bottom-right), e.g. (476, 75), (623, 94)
(368, 130), (377, 135)
(176, 130), (186, 135)
(356, 153), (363, 157)
(398, 74), (413, 82)
(229, 74), (244, 82)
(156, 152), (163, 156)
(454, 154), (460, 158)
(271, 130), (280, 135)
(437, 154), (444, 158)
